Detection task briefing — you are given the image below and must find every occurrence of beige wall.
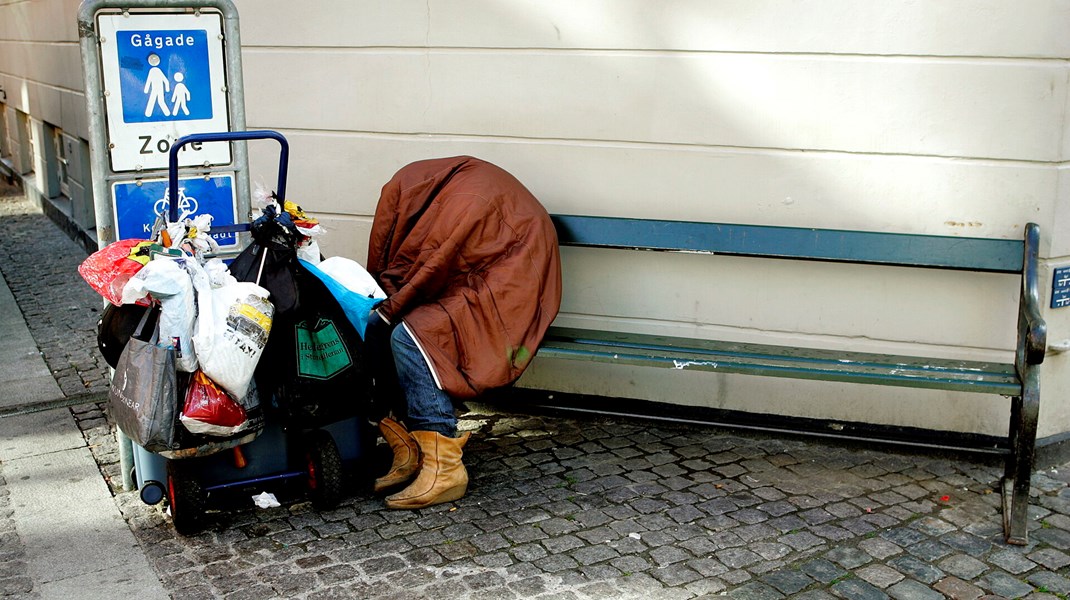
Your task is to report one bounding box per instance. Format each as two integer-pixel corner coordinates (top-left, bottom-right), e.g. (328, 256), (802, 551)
(0, 0), (86, 141)
(0, 0), (91, 233)
(3, 0), (1068, 437)
(232, 0), (1070, 437)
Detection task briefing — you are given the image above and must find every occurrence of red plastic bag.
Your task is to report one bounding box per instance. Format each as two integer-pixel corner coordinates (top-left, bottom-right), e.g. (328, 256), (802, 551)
(78, 239), (153, 306)
(180, 371), (248, 436)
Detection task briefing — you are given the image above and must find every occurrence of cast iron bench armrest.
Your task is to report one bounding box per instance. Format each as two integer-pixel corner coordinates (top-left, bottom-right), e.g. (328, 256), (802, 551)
(1018, 223), (1047, 368)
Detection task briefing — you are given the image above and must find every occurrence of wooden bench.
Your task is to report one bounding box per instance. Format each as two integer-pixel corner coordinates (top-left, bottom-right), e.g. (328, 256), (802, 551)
(536, 215), (1046, 545)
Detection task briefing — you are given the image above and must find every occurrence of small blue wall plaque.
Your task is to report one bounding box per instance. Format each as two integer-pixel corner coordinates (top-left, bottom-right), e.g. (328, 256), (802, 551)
(1052, 266), (1070, 309)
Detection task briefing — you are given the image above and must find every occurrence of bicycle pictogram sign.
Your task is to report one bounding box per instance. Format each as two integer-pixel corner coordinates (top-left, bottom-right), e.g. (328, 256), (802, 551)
(112, 175), (237, 246)
(153, 187), (199, 222)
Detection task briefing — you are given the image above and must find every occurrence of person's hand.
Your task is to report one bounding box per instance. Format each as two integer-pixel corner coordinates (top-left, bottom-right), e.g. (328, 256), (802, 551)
(364, 308), (391, 342)
(371, 306), (389, 325)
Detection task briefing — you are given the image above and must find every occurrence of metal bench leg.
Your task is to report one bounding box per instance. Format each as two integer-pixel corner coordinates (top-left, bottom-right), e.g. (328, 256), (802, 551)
(1003, 371), (1039, 545)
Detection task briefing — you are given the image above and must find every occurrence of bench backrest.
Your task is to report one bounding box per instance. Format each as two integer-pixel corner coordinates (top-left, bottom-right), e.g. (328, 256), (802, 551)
(550, 214), (1047, 368)
(550, 215), (1027, 274)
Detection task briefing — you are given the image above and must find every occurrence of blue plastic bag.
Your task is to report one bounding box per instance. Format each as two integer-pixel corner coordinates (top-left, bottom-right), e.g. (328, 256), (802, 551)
(299, 259), (382, 339)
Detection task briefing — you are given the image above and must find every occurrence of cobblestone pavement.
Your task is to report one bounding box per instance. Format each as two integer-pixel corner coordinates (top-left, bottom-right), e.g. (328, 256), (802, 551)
(6, 184), (1070, 599)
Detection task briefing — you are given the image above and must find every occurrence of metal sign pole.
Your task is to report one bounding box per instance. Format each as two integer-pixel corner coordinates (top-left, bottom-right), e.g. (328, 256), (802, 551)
(77, 0), (248, 490)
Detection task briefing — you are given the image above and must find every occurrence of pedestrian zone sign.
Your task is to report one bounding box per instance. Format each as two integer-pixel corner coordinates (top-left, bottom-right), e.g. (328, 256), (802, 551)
(98, 13), (231, 173)
(112, 174), (239, 248)
(118, 29), (212, 123)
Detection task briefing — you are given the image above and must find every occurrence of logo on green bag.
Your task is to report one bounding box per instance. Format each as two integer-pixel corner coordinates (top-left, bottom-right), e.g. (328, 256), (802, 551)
(296, 318), (351, 380)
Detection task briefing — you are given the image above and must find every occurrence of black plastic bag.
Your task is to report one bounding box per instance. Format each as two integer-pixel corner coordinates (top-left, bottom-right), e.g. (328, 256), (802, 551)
(228, 203), (303, 314)
(97, 303), (160, 369)
(229, 204), (374, 425)
(274, 261), (371, 426)
(237, 258), (371, 427)
(228, 244), (299, 316)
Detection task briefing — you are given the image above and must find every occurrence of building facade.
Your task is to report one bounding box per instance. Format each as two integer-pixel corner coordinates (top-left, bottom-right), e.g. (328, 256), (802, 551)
(3, 0), (1070, 452)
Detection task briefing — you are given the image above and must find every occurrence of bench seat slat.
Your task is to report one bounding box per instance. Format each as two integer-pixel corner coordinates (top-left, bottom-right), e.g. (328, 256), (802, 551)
(539, 327), (1021, 395)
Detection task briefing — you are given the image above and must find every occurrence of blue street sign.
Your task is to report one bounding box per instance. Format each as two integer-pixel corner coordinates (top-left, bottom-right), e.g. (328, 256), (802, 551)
(112, 174), (238, 247)
(1053, 266), (1070, 309)
(115, 29), (213, 124)
(99, 14), (231, 172)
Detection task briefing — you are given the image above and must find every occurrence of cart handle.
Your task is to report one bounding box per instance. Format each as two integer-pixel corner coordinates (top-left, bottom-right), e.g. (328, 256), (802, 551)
(167, 130), (289, 223)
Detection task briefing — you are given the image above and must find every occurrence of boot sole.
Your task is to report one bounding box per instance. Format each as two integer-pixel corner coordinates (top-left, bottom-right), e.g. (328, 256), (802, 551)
(385, 483), (468, 510)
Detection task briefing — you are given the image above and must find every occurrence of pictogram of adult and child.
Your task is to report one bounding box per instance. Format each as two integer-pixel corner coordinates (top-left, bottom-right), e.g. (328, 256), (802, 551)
(143, 53), (191, 118)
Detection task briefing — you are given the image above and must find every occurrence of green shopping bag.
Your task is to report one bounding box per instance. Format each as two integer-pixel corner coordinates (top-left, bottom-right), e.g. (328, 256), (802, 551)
(296, 317), (353, 380)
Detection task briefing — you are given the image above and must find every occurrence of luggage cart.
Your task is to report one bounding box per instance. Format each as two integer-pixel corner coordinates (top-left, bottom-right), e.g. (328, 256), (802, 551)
(131, 130), (376, 535)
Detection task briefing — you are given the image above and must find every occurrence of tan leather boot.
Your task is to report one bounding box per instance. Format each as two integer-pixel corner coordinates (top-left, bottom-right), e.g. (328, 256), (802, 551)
(373, 417), (421, 494)
(385, 430), (470, 509)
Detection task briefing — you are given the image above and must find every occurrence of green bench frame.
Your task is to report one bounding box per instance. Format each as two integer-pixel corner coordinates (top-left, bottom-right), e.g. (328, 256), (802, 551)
(538, 215), (1046, 545)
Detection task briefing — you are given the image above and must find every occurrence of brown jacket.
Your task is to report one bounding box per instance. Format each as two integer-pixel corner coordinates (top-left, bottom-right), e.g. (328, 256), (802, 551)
(367, 156), (562, 399)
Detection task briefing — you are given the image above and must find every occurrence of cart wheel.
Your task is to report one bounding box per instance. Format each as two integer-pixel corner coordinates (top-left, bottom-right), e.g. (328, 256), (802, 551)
(306, 430), (344, 510)
(166, 461), (207, 535)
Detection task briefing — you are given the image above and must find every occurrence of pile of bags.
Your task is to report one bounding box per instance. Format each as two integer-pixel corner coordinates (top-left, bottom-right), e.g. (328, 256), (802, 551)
(228, 195), (384, 426)
(82, 196), (384, 454)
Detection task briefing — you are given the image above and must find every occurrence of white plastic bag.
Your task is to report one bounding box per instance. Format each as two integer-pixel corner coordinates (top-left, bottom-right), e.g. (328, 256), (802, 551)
(252, 491), (281, 508)
(296, 238), (321, 264)
(166, 214), (220, 256)
(120, 258), (198, 372)
(196, 281), (274, 399)
(203, 258), (237, 288)
(185, 258), (215, 360)
(317, 256), (387, 299)
(185, 214), (221, 255)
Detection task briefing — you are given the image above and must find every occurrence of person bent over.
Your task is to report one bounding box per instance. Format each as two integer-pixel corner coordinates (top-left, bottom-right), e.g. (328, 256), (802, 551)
(365, 156), (562, 510)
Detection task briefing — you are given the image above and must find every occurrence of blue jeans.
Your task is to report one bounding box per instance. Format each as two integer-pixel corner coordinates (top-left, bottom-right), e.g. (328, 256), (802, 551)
(390, 324), (458, 437)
